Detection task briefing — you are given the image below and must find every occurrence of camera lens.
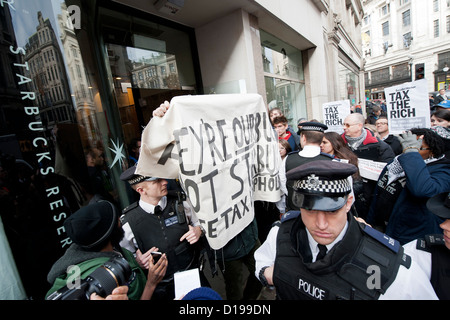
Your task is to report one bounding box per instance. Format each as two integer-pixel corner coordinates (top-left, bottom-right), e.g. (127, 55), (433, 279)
(85, 256), (132, 298)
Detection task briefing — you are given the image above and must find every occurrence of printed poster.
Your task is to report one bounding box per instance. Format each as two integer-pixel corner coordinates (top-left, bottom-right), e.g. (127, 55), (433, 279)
(322, 100), (351, 134)
(384, 79), (431, 134)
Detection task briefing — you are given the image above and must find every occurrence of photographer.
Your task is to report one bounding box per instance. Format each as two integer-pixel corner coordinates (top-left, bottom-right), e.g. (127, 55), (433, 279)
(46, 200), (167, 300)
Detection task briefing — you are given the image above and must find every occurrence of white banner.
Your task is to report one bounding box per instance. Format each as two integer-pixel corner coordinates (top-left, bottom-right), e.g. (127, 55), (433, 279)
(322, 100), (351, 134)
(136, 94), (281, 249)
(384, 79), (431, 134)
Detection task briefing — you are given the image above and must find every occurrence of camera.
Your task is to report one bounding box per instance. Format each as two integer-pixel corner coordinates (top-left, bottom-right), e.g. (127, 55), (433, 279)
(47, 256), (132, 300)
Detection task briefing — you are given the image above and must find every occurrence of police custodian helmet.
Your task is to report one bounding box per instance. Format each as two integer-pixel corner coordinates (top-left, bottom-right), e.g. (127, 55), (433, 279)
(286, 160), (357, 212)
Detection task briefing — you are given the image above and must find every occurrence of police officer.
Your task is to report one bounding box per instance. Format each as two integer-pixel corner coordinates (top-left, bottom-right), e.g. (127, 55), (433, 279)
(403, 192), (450, 299)
(278, 121), (332, 213)
(119, 165), (205, 300)
(255, 160), (438, 300)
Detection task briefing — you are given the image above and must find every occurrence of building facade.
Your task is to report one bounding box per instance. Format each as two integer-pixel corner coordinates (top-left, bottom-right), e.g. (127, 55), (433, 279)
(362, 0), (450, 101)
(0, 0), (364, 299)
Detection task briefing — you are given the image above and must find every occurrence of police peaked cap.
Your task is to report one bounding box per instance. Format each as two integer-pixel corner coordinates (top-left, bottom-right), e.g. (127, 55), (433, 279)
(286, 160), (357, 211)
(120, 165), (158, 185)
(298, 121), (328, 133)
(427, 192), (450, 219)
(64, 201), (118, 249)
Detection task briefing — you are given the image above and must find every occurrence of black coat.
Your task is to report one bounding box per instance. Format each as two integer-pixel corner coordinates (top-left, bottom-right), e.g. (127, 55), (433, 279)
(383, 134), (402, 156)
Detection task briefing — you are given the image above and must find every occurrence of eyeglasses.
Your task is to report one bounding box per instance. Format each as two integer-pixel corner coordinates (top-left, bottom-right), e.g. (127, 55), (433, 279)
(419, 147), (431, 151)
(376, 122), (388, 126)
(343, 123), (358, 128)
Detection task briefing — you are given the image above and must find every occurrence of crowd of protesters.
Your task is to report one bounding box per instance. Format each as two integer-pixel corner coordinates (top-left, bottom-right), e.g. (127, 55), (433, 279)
(7, 96), (447, 301)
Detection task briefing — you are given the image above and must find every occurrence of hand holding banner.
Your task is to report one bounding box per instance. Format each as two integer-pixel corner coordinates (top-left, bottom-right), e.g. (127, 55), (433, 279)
(136, 94), (281, 249)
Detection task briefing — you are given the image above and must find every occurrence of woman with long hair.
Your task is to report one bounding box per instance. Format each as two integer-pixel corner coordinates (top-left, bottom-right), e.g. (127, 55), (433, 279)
(320, 131), (361, 180)
(320, 131), (364, 216)
(431, 109), (450, 128)
(278, 139), (292, 160)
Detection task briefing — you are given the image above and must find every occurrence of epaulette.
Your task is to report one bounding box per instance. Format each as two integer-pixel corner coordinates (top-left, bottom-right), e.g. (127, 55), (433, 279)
(280, 210), (300, 223)
(363, 225), (400, 253)
(320, 151), (335, 159)
(363, 224), (412, 269)
(272, 220), (281, 228)
(121, 201), (139, 214)
(416, 234), (445, 252)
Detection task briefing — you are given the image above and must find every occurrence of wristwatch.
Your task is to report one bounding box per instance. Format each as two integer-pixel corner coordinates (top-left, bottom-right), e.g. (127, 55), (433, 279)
(259, 266), (270, 287)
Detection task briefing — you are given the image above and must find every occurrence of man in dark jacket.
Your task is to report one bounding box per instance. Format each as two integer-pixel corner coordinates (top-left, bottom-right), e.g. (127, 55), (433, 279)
(434, 89), (448, 105)
(341, 113), (395, 218)
(375, 116), (402, 156)
(367, 105), (382, 125)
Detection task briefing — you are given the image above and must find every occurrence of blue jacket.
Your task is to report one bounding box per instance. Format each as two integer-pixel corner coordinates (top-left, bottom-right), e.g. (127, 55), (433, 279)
(368, 152), (450, 245)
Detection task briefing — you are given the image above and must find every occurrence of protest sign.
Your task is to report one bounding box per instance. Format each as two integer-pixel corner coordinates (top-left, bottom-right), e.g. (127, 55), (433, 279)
(136, 94), (281, 249)
(322, 100), (351, 134)
(358, 158), (387, 181)
(384, 79), (430, 134)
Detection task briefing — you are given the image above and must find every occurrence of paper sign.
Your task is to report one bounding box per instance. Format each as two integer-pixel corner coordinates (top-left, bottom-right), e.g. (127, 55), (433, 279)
(174, 268), (201, 299)
(358, 158), (387, 181)
(322, 100), (351, 134)
(384, 79), (430, 134)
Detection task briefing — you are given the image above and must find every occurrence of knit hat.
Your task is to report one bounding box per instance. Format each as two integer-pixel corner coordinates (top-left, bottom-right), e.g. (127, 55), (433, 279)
(181, 287), (222, 300)
(64, 201), (118, 249)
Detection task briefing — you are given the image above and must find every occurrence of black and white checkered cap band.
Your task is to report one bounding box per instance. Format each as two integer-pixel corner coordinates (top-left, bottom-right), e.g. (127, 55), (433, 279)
(128, 176), (157, 185)
(301, 126), (325, 132)
(293, 174), (351, 195)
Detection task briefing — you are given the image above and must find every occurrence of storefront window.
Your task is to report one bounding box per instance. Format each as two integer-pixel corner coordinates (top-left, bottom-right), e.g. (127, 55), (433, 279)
(0, 0), (199, 299)
(338, 62), (361, 106)
(260, 30), (306, 128)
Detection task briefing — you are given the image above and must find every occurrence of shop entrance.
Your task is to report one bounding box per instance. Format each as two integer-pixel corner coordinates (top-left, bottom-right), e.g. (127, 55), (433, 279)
(100, 7), (200, 163)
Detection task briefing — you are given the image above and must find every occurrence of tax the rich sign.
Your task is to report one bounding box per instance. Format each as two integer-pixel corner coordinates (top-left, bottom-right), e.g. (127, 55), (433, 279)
(322, 100), (350, 134)
(384, 79), (431, 134)
(136, 94), (281, 249)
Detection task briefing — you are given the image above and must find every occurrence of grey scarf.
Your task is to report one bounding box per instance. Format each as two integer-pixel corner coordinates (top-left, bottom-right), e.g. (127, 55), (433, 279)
(345, 129), (367, 150)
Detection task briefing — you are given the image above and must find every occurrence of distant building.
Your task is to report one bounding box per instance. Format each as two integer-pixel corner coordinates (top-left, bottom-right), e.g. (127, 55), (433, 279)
(362, 0), (450, 100)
